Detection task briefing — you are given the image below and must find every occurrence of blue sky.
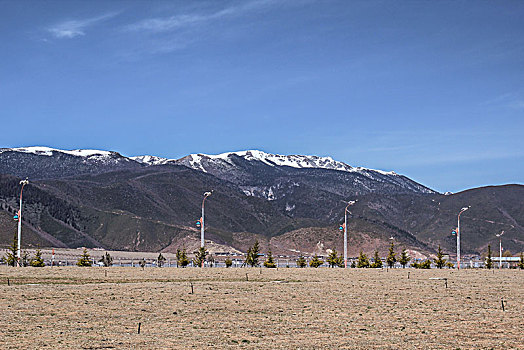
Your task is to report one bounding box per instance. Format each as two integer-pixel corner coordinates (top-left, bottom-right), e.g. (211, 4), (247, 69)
(1, 0), (523, 192)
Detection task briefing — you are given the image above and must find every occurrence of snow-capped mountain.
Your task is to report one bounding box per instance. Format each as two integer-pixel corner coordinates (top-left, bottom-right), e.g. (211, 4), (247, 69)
(0, 146), (130, 165)
(0, 146), (140, 180)
(174, 150), (435, 198)
(1, 146), (403, 178)
(1, 146), (114, 158)
(130, 155), (173, 166)
(0, 147), (434, 196)
(176, 150), (395, 174)
(2, 146), (520, 256)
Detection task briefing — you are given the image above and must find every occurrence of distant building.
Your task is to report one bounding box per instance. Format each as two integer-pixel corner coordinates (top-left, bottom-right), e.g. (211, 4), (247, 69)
(492, 257), (520, 268)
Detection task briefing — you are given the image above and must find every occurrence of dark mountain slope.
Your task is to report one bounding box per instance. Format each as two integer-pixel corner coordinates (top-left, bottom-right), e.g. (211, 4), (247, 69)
(347, 185), (524, 255)
(0, 147), (141, 180)
(0, 147), (521, 256)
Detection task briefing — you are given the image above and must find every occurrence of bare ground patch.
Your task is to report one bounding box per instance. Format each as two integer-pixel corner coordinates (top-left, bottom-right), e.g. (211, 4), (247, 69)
(0, 267), (522, 349)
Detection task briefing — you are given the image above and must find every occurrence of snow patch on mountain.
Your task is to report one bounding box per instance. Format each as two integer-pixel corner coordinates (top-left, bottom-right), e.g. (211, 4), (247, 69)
(2, 147), (433, 194)
(208, 150), (355, 171)
(1, 147), (395, 177)
(175, 150), (434, 195)
(181, 150), (398, 176)
(189, 154), (209, 172)
(131, 155), (172, 165)
(1, 146), (114, 158)
(0, 147), (136, 168)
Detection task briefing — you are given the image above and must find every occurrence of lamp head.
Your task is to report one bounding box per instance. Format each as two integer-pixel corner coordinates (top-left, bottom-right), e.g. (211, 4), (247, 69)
(204, 191), (213, 197)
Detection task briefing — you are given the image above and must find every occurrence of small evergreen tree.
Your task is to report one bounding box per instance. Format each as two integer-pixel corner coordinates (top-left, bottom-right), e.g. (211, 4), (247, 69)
(371, 250), (383, 268)
(245, 240), (260, 267)
(99, 252), (113, 267)
(446, 262), (455, 269)
(350, 260), (356, 268)
(263, 250), (276, 268)
(76, 248), (92, 267)
(399, 249), (411, 268)
(412, 260), (431, 269)
(4, 233), (18, 267)
(20, 251), (29, 267)
(250, 240), (260, 266)
(486, 245), (493, 269)
(309, 255), (323, 268)
(335, 255), (344, 268)
(386, 241), (396, 268)
(176, 248), (189, 267)
(157, 253), (166, 267)
(327, 249), (342, 268)
(296, 256), (307, 268)
(434, 245), (446, 269)
(420, 260), (431, 269)
(30, 249), (45, 267)
(193, 246), (208, 267)
(357, 251), (370, 268)
(518, 252), (524, 270)
(244, 247), (252, 267)
(225, 257), (233, 268)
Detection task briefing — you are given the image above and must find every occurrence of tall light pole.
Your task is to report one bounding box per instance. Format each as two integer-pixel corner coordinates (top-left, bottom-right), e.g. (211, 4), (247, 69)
(496, 230), (504, 269)
(200, 191), (213, 248)
(343, 200), (356, 268)
(17, 179), (29, 267)
(456, 206), (470, 270)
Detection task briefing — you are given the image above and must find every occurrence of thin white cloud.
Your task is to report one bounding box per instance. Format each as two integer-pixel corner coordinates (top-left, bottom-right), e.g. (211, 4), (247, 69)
(124, 0), (276, 33)
(480, 91), (524, 110)
(126, 14), (206, 33)
(48, 12), (118, 39)
(118, 0), (311, 57)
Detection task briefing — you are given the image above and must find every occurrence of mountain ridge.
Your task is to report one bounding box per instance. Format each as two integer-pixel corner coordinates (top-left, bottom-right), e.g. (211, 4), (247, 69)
(2, 146), (434, 192)
(0, 146), (522, 257)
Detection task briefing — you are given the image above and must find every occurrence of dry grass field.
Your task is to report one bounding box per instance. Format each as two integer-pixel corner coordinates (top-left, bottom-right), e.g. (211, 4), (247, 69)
(0, 267), (522, 349)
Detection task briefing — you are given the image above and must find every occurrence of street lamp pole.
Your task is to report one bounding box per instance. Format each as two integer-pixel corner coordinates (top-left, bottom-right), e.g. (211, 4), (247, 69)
(17, 179), (29, 267)
(344, 200), (356, 268)
(456, 206), (470, 270)
(201, 191), (213, 248)
(496, 230), (504, 269)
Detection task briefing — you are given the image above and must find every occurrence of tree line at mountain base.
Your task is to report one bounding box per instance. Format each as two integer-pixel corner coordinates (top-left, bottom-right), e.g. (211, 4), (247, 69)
(3, 239), (524, 269)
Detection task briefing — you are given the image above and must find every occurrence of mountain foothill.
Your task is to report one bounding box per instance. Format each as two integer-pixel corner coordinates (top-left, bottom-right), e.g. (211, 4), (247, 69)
(0, 147), (522, 258)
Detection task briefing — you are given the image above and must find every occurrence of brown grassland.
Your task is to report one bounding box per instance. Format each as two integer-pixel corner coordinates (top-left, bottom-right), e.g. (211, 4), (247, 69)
(0, 267), (522, 349)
